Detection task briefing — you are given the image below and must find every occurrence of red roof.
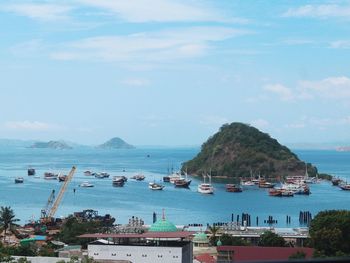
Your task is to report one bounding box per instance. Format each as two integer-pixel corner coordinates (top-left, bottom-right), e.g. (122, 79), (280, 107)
(218, 246), (314, 262)
(79, 231), (195, 239)
(195, 253), (216, 263)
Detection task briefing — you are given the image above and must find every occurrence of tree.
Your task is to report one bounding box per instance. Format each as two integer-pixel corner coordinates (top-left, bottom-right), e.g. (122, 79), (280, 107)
(258, 231), (286, 247)
(0, 207), (19, 243)
(220, 234), (249, 246)
(309, 210), (350, 257)
(207, 225), (220, 246)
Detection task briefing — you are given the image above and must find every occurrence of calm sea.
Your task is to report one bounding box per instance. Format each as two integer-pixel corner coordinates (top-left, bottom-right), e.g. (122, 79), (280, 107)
(0, 147), (349, 227)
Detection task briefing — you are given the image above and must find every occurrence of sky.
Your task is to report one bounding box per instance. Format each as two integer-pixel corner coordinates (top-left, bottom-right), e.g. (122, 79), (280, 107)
(1, 0), (350, 146)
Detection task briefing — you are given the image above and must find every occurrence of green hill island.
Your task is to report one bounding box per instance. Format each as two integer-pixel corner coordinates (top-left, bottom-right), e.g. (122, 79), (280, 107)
(182, 122), (319, 180)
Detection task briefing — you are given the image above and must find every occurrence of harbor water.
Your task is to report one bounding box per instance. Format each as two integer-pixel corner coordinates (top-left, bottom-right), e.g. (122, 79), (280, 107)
(0, 146), (349, 227)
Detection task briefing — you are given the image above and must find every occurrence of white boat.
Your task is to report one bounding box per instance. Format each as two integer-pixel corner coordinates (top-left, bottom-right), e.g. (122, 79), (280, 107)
(80, 181), (94, 187)
(241, 180), (255, 186)
(84, 170), (93, 176)
(169, 173), (182, 184)
(198, 174), (214, 194)
(149, 182), (164, 190)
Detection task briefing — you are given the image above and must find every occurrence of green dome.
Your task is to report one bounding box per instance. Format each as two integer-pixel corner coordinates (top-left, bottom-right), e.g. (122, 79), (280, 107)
(217, 239), (222, 246)
(193, 232), (209, 243)
(149, 219), (178, 232)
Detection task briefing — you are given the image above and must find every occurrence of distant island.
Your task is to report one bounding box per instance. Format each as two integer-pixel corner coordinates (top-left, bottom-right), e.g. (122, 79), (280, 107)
(30, 140), (73, 150)
(336, 146), (350, 152)
(182, 122), (318, 179)
(97, 137), (135, 149)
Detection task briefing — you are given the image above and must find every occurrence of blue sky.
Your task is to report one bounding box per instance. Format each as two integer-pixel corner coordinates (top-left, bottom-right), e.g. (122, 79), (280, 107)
(1, 0), (350, 146)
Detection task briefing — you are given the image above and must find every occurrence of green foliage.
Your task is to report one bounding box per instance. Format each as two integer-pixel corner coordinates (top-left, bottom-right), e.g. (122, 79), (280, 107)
(182, 122), (317, 178)
(220, 234), (249, 246)
(309, 210), (350, 257)
(258, 231), (286, 247)
(318, 173), (333, 180)
(289, 251), (306, 260)
(207, 225), (220, 246)
(57, 217), (101, 245)
(0, 207), (20, 243)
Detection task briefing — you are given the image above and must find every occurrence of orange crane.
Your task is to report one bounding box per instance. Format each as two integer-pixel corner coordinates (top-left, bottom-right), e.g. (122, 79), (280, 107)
(41, 166), (76, 223)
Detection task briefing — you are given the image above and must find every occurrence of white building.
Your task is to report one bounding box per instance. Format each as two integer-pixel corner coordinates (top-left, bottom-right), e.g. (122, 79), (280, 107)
(80, 217), (194, 263)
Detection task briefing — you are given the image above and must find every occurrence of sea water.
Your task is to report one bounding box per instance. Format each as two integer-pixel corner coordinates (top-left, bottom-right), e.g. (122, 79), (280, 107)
(0, 146), (349, 227)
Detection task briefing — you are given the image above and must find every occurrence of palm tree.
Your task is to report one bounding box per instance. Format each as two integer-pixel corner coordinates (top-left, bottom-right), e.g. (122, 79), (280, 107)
(0, 206), (19, 243)
(207, 224), (220, 246)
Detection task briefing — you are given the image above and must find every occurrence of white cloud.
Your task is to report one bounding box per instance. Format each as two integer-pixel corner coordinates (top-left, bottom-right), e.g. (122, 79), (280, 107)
(263, 76), (350, 102)
(122, 78), (149, 87)
(250, 119), (269, 129)
(283, 4), (350, 19)
(77, 0), (246, 23)
(4, 121), (60, 131)
(263, 84), (295, 101)
(330, 40), (350, 49)
(300, 76), (350, 99)
(50, 26), (249, 62)
(3, 3), (73, 21)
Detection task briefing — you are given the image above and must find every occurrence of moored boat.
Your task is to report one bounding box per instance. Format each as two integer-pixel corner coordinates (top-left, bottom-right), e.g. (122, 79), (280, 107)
(27, 168), (35, 176)
(15, 177), (24, 184)
(58, 174), (67, 182)
(332, 177), (342, 186)
(149, 182), (165, 190)
(174, 178), (192, 188)
(44, 172), (58, 180)
(339, 183), (350, 191)
(112, 176), (126, 187)
(131, 174), (145, 181)
(226, 184), (242, 192)
(80, 181), (94, 187)
(198, 174), (214, 194)
(84, 170), (93, 176)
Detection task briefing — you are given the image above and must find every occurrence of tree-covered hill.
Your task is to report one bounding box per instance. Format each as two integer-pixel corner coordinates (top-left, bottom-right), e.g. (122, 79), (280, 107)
(182, 122), (318, 179)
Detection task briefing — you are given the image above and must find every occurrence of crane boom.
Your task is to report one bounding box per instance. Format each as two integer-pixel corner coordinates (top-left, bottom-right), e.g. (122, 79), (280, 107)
(41, 189), (55, 219)
(48, 166), (76, 218)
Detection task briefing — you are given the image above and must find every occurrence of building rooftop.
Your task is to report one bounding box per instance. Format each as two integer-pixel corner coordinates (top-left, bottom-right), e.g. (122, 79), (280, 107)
(79, 231), (195, 239)
(217, 246), (314, 262)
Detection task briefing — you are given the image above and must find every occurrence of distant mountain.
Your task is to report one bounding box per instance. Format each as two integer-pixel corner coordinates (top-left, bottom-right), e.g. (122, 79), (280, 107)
(30, 140), (73, 150)
(336, 146), (350, 152)
(182, 122), (318, 178)
(97, 137), (135, 149)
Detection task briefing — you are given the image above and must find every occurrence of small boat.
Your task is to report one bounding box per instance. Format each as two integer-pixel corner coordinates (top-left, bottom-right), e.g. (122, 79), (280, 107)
(258, 181), (275, 188)
(15, 177), (24, 184)
(169, 173), (182, 184)
(58, 174), (67, 182)
(198, 174), (214, 194)
(241, 180), (255, 186)
(80, 181), (94, 187)
(130, 174), (145, 181)
(174, 172), (191, 188)
(100, 172), (110, 178)
(226, 184), (242, 192)
(94, 172), (110, 179)
(149, 182), (165, 190)
(84, 170), (93, 176)
(44, 172), (58, 180)
(174, 178), (192, 188)
(332, 177), (342, 186)
(112, 176), (125, 187)
(340, 183), (350, 191)
(269, 188), (294, 197)
(27, 168), (35, 176)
